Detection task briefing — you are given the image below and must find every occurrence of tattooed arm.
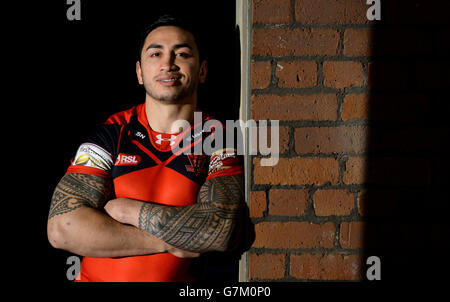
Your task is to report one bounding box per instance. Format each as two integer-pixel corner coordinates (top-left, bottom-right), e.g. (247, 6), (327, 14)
(47, 173), (198, 258)
(105, 174), (246, 253)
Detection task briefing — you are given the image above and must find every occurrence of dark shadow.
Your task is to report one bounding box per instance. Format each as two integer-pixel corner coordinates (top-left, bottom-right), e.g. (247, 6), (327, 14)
(363, 0), (450, 283)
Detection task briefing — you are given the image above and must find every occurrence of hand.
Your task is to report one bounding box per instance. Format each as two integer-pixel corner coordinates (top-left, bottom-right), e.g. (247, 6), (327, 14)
(166, 244), (201, 258)
(104, 198), (142, 226)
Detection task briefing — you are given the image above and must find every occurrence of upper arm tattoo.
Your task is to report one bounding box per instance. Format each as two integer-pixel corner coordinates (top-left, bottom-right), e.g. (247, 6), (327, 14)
(48, 173), (112, 220)
(137, 174), (245, 252)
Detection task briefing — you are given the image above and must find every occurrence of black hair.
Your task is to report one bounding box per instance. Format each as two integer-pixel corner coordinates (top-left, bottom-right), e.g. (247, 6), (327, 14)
(137, 14), (206, 62)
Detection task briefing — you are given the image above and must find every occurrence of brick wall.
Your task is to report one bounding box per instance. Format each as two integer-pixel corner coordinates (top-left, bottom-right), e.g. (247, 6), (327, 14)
(248, 0), (450, 281)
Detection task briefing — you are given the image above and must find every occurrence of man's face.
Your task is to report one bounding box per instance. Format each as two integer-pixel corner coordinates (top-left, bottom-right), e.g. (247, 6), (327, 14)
(136, 26), (207, 104)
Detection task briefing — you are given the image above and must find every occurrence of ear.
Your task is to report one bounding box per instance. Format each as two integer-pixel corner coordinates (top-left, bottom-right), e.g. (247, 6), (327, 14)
(136, 61), (144, 85)
(198, 60), (208, 84)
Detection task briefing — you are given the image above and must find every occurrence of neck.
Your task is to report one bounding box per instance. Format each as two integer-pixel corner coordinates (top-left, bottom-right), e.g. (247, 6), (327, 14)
(145, 96), (196, 134)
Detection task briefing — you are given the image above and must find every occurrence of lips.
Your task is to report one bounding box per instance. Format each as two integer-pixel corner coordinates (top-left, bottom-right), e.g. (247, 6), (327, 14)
(156, 74), (182, 86)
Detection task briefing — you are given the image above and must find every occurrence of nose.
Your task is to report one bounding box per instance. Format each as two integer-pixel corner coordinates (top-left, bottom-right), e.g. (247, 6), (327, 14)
(160, 52), (179, 72)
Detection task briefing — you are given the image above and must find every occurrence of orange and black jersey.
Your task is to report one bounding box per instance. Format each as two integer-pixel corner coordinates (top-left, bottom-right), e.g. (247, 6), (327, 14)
(66, 103), (243, 282)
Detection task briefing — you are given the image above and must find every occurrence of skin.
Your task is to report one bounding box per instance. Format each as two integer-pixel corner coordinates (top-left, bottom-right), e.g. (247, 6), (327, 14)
(47, 26), (247, 260)
(47, 173), (195, 258)
(104, 174), (245, 253)
(136, 25), (208, 133)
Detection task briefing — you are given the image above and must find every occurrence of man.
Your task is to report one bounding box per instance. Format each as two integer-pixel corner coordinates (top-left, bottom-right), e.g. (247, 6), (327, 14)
(47, 15), (249, 282)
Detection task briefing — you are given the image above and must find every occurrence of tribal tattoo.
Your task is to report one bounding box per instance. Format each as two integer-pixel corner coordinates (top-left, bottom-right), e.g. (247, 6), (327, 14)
(48, 173), (111, 220)
(137, 174), (245, 252)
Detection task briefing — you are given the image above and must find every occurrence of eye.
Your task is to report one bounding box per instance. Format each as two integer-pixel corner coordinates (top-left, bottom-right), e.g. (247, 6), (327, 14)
(176, 52), (190, 58)
(150, 52), (160, 58)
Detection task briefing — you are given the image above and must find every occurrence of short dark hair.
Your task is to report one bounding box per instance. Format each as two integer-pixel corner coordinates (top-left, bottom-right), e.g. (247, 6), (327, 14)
(137, 14), (206, 62)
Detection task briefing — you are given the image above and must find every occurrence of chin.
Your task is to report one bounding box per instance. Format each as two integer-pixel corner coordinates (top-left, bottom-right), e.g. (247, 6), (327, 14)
(152, 93), (186, 104)
(147, 87), (195, 104)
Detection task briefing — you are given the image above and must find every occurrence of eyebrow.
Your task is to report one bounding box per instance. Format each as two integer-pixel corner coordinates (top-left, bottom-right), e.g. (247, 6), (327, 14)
(145, 43), (193, 52)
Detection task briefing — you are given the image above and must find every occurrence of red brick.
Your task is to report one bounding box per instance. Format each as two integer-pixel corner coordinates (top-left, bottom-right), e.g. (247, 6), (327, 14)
(249, 253), (286, 280)
(357, 189), (369, 216)
(252, 0), (291, 24)
(253, 157), (340, 185)
(294, 126), (368, 154)
(251, 94), (337, 121)
(340, 222), (365, 249)
(314, 190), (354, 216)
(251, 61), (272, 89)
(276, 126), (290, 154)
(323, 61), (364, 89)
(253, 221), (336, 249)
(252, 28), (339, 56)
(249, 125), (290, 155)
(250, 191), (266, 218)
(343, 157), (367, 185)
(341, 94), (369, 121)
(295, 0), (370, 25)
(276, 61), (317, 88)
(290, 253), (363, 280)
(344, 29), (373, 57)
(268, 189), (308, 216)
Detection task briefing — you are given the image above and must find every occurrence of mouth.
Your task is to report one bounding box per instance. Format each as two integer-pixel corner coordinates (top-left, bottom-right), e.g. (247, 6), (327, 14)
(156, 75), (182, 87)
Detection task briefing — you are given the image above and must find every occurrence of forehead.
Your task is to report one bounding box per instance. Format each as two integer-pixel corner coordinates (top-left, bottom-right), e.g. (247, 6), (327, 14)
(144, 26), (197, 49)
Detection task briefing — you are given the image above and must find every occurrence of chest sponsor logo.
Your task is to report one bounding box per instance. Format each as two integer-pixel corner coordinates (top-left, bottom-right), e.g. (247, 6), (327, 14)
(185, 154), (208, 176)
(115, 153), (141, 166)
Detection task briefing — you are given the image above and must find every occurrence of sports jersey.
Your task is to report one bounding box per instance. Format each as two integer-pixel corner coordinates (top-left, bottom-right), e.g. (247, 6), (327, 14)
(66, 103), (243, 282)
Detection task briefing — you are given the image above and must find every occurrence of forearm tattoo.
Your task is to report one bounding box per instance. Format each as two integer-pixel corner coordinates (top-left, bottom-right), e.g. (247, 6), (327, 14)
(48, 173), (111, 220)
(138, 174), (245, 252)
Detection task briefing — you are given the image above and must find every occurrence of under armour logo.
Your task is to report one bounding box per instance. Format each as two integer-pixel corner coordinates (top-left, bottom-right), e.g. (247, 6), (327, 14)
(155, 134), (177, 145)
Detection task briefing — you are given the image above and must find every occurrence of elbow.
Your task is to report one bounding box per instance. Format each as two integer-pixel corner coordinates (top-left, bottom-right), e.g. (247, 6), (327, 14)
(47, 218), (69, 250)
(219, 205), (255, 253)
(215, 229), (241, 252)
(216, 218), (244, 252)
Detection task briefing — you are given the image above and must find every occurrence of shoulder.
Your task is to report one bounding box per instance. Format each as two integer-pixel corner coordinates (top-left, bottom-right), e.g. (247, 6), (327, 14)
(104, 103), (144, 126)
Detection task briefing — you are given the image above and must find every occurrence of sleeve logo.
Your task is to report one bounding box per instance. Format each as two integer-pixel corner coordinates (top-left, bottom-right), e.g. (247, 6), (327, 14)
(208, 148), (237, 174)
(72, 143), (113, 171)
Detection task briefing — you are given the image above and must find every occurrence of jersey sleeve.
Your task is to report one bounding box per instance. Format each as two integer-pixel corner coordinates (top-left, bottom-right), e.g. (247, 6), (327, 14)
(66, 124), (121, 178)
(205, 123), (244, 180)
(206, 147), (244, 180)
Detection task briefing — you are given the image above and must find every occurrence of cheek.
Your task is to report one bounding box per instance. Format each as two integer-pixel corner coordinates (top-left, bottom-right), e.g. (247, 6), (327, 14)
(183, 64), (201, 81)
(141, 63), (158, 77)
